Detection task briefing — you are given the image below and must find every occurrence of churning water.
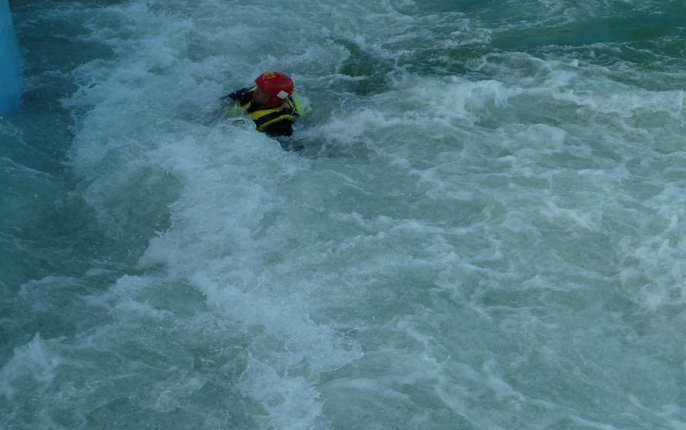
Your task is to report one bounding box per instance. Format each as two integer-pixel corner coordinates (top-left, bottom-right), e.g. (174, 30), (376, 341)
(1, 0), (685, 429)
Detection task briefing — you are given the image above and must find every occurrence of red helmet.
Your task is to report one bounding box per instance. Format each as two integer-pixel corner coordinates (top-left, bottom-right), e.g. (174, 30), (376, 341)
(254, 72), (295, 107)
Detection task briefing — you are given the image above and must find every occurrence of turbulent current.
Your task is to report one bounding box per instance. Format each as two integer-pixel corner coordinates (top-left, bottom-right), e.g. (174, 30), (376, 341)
(1, 0), (685, 429)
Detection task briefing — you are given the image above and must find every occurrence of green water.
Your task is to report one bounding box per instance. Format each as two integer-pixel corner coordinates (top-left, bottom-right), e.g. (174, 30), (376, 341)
(1, 0), (685, 429)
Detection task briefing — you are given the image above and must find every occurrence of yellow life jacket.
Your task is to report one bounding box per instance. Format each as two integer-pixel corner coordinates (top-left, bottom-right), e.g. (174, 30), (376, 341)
(234, 86), (300, 132)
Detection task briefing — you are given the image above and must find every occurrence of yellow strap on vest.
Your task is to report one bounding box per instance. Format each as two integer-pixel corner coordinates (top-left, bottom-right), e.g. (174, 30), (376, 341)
(249, 106), (284, 121)
(228, 104), (242, 116)
(256, 115), (298, 132)
(292, 94), (309, 118)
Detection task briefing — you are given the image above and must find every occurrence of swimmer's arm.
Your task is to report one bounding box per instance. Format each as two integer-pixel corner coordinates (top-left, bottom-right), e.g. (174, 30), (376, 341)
(221, 87), (252, 105)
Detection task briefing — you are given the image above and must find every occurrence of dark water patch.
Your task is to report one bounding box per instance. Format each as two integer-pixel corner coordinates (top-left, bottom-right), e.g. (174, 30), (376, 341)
(492, 13), (685, 51)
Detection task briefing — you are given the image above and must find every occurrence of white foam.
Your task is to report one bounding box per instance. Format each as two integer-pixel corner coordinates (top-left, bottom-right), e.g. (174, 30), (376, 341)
(0, 334), (62, 401)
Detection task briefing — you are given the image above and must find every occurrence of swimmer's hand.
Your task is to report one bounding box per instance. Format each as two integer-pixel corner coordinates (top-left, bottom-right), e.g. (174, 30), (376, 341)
(221, 88), (251, 104)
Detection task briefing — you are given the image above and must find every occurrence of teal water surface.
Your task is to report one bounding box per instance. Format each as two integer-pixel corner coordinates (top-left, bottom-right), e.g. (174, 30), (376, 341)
(1, 1), (685, 429)
(0, 0), (22, 114)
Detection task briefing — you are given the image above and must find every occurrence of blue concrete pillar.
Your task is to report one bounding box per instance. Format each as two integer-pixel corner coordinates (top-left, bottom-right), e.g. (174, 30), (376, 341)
(0, 0), (22, 115)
